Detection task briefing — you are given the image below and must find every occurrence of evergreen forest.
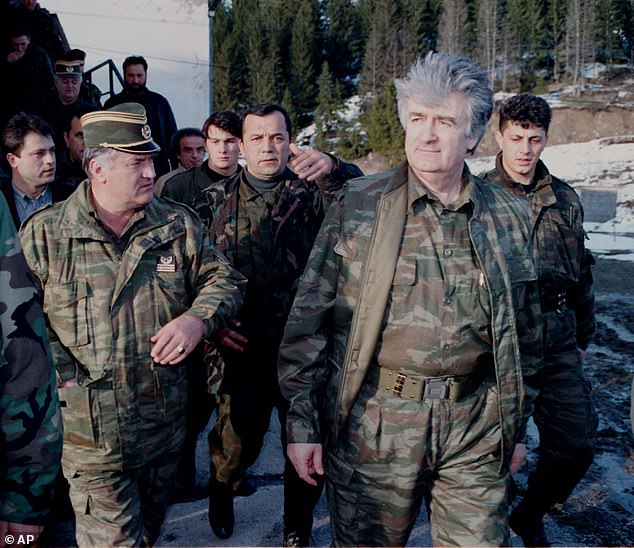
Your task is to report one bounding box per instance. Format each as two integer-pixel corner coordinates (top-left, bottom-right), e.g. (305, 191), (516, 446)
(212, 0), (634, 161)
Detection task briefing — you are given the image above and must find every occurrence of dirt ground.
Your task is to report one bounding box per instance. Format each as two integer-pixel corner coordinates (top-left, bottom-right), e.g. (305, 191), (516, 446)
(527, 257), (634, 546)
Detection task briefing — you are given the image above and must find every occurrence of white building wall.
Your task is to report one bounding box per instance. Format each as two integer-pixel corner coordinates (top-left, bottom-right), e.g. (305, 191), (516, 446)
(47, 0), (210, 128)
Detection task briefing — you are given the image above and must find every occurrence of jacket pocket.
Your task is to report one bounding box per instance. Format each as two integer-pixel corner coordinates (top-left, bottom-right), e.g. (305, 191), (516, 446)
(59, 384), (97, 448)
(507, 252), (537, 312)
(44, 280), (90, 347)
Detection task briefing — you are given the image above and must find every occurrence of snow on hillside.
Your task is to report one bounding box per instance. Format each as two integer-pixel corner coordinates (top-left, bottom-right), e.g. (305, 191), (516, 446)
(467, 137), (634, 260)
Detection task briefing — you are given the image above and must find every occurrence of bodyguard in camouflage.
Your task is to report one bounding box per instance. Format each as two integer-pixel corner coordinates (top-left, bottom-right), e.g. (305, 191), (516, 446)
(278, 53), (542, 547)
(482, 94), (597, 547)
(0, 192), (61, 544)
(19, 102), (245, 546)
(201, 104), (363, 545)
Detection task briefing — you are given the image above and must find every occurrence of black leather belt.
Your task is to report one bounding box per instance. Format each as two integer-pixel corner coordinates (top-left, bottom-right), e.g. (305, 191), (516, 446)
(367, 366), (485, 403)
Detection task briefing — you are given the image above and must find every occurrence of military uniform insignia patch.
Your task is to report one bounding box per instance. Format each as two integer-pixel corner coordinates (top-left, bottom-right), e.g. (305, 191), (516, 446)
(156, 255), (176, 272)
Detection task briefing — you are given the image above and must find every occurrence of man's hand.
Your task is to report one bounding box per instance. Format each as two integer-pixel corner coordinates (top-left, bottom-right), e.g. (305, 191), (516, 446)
(510, 443), (528, 475)
(6, 51), (25, 63)
(0, 521), (43, 547)
(216, 319), (248, 352)
(150, 314), (204, 365)
(287, 442), (324, 486)
(289, 143), (335, 181)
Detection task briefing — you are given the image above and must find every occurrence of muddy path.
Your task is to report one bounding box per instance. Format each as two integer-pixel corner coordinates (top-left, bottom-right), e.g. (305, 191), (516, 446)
(525, 258), (634, 546)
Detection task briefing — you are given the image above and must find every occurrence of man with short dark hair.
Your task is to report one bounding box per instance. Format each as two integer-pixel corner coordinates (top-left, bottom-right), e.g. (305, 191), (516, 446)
(19, 102), (245, 546)
(201, 103), (363, 546)
(8, 0), (69, 65)
(0, 24), (54, 125)
(278, 53), (542, 547)
(1, 112), (72, 228)
(160, 110), (242, 205)
(56, 105), (96, 187)
(105, 55), (177, 177)
(154, 127), (206, 195)
(482, 93), (598, 547)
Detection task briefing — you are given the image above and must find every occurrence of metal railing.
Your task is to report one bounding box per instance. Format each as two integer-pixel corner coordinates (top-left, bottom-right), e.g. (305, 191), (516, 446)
(83, 59), (124, 102)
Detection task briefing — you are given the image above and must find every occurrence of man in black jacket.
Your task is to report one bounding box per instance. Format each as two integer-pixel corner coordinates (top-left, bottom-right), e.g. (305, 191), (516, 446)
(105, 55), (177, 177)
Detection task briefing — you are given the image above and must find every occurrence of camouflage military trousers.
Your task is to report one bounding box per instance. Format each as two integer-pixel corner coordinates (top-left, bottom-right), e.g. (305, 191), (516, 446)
(208, 336), (323, 534)
(64, 445), (181, 547)
(325, 379), (510, 547)
(522, 309), (598, 512)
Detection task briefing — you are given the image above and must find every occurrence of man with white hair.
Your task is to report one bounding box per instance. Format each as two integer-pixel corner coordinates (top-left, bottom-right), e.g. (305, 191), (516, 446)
(278, 52), (542, 546)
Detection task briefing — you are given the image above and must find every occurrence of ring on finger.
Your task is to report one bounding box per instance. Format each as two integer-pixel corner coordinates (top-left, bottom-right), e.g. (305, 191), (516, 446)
(176, 345), (186, 355)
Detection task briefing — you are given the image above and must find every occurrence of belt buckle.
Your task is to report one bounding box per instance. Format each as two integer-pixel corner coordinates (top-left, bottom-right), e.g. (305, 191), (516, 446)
(424, 378), (450, 399)
(392, 373), (407, 397)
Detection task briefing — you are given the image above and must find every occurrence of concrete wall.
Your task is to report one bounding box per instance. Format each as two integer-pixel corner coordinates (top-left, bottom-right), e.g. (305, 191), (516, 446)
(48, 0), (210, 128)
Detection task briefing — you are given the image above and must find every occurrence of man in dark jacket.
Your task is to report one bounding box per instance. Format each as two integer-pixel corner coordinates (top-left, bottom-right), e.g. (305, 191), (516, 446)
(159, 110), (241, 204)
(482, 94), (598, 547)
(105, 55), (177, 177)
(0, 24), (54, 126)
(7, 0), (69, 65)
(201, 104), (363, 546)
(1, 112), (73, 228)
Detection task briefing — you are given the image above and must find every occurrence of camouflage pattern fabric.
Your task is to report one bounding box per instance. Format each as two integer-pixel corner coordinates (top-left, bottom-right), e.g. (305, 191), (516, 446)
(0, 193), (62, 525)
(67, 443), (181, 547)
(18, 182), (245, 543)
(375, 169), (494, 376)
(327, 381), (509, 546)
(483, 155), (595, 348)
(278, 162), (541, 545)
(279, 162), (541, 461)
(198, 162), (362, 393)
(483, 156), (598, 507)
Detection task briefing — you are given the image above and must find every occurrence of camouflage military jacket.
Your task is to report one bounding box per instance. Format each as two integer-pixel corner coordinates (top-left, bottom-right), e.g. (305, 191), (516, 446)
(0, 194), (62, 525)
(160, 163), (237, 207)
(278, 162), (541, 469)
(19, 182), (245, 471)
(197, 162), (363, 392)
(483, 155), (595, 349)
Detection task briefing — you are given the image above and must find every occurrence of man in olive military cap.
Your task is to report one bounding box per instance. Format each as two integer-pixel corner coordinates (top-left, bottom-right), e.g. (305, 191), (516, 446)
(19, 102), (246, 546)
(35, 55), (99, 164)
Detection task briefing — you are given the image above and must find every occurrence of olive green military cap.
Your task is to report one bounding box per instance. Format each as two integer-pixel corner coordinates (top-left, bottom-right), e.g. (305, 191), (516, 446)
(55, 59), (82, 77)
(81, 103), (160, 154)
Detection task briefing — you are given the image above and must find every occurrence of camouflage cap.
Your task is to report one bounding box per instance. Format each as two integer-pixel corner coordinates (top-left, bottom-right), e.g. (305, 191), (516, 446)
(55, 59), (82, 77)
(80, 103), (160, 154)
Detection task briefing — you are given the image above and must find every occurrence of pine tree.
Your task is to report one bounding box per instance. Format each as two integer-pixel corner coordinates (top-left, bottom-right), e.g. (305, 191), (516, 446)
(565, 0), (597, 95)
(314, 61), (342, 150)
(362, 83), (405, 166)
(288, 0), (320, 128)
(323, 0), (364, 97)
(359, 0), (403, 96)
(437, 0), (470, 54)
(475, 0), (502, 87)
(401, 0), (443, 61)
(503, 0), (545, 91)
(281, 86), (299, 139)
(212, 1), (237, 111)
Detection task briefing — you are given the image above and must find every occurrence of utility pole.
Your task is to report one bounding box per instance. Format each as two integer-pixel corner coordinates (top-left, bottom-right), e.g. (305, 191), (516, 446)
(208, 0), (221, 113)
